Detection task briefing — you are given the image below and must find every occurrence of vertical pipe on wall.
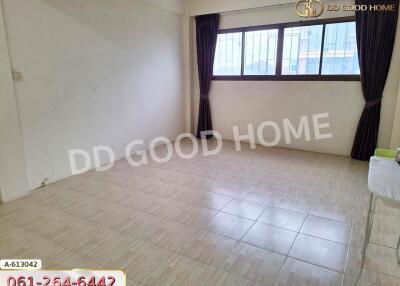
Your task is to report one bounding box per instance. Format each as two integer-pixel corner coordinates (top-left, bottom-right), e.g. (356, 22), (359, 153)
(0, 0), (30, 202)
(182, 5), (194, 134)
(390, 81), (400, 148)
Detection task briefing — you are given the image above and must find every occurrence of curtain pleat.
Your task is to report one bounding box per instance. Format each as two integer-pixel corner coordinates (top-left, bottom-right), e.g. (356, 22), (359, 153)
(195, 14), (220, 139)
(351, 0), (399, 160)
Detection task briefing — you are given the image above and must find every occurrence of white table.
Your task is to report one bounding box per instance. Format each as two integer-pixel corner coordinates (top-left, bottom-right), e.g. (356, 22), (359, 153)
(369, 156), (400, 201)
(359, 156), (400, 282)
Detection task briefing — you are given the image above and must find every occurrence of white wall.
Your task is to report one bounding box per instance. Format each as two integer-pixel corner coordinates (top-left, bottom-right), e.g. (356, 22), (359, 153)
(391, 80), (400, 148)
(190, 1), (400, 156)
(189, 0), (293, 16)
(182, 7), (194, 133)
(0, 0), (30, 202)
(144, 0), (185, 14)
(2, 0), (185, 190)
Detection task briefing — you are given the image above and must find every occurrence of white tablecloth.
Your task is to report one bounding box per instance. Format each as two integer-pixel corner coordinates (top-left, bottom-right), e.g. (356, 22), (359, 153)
(368, 156), (400, 201)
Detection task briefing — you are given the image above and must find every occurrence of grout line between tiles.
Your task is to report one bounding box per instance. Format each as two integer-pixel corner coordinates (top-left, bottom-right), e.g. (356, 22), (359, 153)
(271, 204), (311, 285)
(341, 206), (357, 286)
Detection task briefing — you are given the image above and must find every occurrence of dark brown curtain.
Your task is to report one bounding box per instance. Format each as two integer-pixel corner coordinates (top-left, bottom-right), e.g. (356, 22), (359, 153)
(195, 14), (220, 139)
(351, 0), (399, 160)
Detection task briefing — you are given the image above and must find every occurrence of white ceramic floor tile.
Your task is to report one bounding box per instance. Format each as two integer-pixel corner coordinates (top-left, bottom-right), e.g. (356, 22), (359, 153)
(242, 222), (297, 255)
(289, 234), (347, 273)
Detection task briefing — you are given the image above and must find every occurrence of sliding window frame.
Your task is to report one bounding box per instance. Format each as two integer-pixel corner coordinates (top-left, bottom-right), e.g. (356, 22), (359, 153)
(213, 16), (360, 81)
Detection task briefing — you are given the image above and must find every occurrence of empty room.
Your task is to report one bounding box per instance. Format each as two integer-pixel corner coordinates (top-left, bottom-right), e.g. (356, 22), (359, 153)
(1, 0), (400, 285)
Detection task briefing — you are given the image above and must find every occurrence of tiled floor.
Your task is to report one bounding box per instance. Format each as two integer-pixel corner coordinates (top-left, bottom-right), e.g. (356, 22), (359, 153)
(1, 140), (399, 286)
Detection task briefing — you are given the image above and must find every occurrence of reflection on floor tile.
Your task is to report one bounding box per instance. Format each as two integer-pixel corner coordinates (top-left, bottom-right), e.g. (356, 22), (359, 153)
(198, 192), (234, 211)
(288, 234), (347, 273)
(222, 199), (267, 220)
(242, 222), (297, 255)
(300, 215), (351, 244)
(206, 212), (254, 240)
(258, 206), (306, 232)
(309, 202), (355, 224)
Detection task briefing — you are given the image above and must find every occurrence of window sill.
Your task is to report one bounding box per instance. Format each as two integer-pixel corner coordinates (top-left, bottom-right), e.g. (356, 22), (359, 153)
(212, 75), (361, 81)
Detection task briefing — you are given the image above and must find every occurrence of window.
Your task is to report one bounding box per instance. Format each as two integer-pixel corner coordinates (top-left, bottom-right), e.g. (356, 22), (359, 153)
(213, 32), (242, 75)
(282, 25), (323, 75)
(321, 22), (359, 75)
(244, 29), (278, 75)
(212, 17), (360, 81)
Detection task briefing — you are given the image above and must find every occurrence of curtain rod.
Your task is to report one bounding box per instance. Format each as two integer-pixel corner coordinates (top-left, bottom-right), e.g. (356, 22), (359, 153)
(219, 2), (295, 15)
(217, 0), (343, 15)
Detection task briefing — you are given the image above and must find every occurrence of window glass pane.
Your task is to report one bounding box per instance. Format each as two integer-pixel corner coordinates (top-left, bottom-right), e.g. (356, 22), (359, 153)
(244, 29), (278, 75)
(282, 25), (323, 75)
(213, 32), (242, 75)
(321, 22), (360, 75)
